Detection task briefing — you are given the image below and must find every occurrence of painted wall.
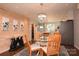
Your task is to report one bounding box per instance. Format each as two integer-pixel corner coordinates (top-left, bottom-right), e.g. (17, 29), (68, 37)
(46, 10), (74, 22)
(0, 9), (29, 54)
(74, 9), (79, 49)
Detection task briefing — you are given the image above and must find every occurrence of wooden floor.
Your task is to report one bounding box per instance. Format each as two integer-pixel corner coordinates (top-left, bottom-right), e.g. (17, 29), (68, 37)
(0, 47), (24, 56)
(0, 45), (79, 56)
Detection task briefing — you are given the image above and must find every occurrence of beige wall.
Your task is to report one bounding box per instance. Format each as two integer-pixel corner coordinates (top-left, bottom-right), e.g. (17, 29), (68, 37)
(74, 9), (79, 49)
(0, 9), (29, 54)
(47, 11), (74, 22)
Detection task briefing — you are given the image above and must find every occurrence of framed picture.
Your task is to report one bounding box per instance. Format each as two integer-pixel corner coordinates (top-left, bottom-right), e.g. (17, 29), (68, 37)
(20, 21), (24, 31)
(2, 17), (9, 31)
(13, 19), (18, 31)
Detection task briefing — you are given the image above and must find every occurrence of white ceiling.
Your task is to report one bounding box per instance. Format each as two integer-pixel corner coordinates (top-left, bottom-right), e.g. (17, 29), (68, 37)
(0, 3), (76, 21)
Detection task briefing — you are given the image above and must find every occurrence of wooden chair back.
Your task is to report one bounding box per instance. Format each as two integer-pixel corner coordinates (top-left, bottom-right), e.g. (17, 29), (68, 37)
(35, 32), (41, 41)
(47, 32), (61, 56)
(23, 35), (31, 55)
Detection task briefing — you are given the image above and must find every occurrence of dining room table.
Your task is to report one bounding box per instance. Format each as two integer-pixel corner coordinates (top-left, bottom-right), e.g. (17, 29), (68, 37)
(31, 39), (48, 56)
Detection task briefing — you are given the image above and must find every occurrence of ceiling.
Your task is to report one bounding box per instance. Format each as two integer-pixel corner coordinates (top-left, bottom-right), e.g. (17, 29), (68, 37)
(0, 3), (76, 21)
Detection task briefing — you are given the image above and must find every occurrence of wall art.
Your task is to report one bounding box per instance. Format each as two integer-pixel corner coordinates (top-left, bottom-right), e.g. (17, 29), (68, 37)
(2, 17), (9, 31)
(13, 19), (18, 31)
(20, 21), (24, 31)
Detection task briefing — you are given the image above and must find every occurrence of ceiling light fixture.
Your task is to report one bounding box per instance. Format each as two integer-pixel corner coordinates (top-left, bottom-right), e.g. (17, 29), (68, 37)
(37, 3), (47, 23)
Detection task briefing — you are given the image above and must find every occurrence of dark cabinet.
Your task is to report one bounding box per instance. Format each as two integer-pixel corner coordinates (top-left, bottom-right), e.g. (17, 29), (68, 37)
(59, 20), (74, 45)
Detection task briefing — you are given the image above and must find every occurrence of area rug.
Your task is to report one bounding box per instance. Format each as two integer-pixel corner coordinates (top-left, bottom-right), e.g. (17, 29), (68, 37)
(60, 46), (69, 56)
(14, 46), (69, 56)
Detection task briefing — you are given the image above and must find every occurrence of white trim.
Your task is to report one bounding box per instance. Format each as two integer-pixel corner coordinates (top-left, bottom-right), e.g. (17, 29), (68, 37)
(0, 48), (9, 54)
(74, 44), (79, 50)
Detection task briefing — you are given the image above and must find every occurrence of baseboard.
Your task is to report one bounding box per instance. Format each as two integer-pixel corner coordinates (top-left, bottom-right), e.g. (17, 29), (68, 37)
(74, 45), (79, 50)
(0, 48), (9, 54)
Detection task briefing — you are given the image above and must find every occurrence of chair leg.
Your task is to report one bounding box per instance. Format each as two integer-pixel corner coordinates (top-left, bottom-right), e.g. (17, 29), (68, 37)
(28, 50), (31, 56)
(39, 48), (43, 56)
(36, 51), (40, 56)
(29, 50), (32, 56)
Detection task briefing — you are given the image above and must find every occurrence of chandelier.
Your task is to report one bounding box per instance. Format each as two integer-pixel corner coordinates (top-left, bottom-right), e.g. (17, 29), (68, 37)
(37, 3), (47, 23)
(38, 13), (47, 21)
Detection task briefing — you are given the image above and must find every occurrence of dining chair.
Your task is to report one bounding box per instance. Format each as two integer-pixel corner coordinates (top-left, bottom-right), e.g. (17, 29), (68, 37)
(35, 32), (41, 41)
(41, 32), (61, 56)
(24, 35), (41, 56)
